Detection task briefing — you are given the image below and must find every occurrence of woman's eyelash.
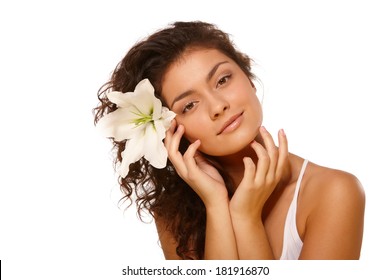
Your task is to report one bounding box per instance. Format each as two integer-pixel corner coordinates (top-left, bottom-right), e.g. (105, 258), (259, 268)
(182, 101), (197, 113)
(217, 74), (232, 87)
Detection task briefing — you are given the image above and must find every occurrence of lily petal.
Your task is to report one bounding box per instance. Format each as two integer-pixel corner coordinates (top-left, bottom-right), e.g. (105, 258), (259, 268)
(135, 78), (155, 94)
(145, 140), (168, 169)
(130, 79), (157, 115)
(161, 107), (176, 129)
(119, 131), (145, 177)
(143, 124), (168, 169)
(107, 91), (138, 108)
(97, 108), (141, 141)
(154, 119), (168, 141)
(152, 97), (163, 120)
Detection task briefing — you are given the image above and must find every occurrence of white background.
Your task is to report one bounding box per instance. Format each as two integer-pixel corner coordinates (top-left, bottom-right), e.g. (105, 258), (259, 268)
(1, 0), (389, 279)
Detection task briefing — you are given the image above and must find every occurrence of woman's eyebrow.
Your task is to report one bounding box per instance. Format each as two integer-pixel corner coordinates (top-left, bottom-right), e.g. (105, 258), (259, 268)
(170, 90), (194, 108)
(207, 61), (228, 82)
(170, 61), (229, 108)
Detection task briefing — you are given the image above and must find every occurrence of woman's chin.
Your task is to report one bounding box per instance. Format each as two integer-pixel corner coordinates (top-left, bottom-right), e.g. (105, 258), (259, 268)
(202, 138), (257, 157)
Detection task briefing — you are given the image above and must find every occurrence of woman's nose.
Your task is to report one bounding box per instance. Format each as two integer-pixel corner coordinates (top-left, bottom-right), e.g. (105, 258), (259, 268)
(209, 95), (229, 120)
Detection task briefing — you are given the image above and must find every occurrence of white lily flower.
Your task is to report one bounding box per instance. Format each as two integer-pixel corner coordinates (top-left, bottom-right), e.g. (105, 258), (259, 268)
(97, 79), (176, 178)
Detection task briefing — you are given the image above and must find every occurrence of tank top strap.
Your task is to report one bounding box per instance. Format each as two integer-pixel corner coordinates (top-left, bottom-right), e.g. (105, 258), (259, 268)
(293, 159), (309, 200)
(280, 158), (309, 260)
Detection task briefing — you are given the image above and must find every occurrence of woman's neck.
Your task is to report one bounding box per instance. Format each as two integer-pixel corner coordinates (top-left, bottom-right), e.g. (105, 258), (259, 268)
(214, 134), (265, 190)
(214, 134), (295, 192)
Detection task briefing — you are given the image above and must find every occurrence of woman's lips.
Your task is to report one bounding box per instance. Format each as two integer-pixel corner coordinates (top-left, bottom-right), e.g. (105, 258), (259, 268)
(217, 112), (244, 135)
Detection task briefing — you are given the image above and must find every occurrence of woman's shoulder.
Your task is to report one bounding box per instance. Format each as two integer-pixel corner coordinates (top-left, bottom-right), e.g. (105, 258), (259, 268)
(296, 160), (365, 259)
(305, 161), (364, 197)
(300, 160), (365, 217)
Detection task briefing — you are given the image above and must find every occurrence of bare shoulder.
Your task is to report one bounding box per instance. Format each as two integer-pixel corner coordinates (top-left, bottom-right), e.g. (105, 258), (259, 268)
(302, 162), (365, 207)
(298, 161), (366, 259)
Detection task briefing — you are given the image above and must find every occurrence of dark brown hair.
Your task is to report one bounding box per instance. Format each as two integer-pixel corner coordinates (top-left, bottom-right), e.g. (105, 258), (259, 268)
(93, 21), (255, 259)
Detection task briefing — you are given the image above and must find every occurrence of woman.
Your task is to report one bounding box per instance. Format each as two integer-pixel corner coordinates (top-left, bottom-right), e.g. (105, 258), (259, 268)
(94, 21), (365, 260)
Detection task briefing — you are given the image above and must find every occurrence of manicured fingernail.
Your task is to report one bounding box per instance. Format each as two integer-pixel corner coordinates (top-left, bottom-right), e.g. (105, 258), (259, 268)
(280, 129), (286, 136)
(261, 126), (267, 132)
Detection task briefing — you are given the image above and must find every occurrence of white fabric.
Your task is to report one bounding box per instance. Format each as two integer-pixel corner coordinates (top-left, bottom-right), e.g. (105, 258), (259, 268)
(279, 159), (309, 260)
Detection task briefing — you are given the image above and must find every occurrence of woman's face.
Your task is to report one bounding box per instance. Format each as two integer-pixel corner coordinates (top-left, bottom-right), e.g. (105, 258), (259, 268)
(161, 48), (263, 156)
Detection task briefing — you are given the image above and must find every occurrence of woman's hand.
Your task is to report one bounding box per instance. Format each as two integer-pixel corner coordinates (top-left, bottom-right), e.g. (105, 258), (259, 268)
(164, 120), (228, 208)
(230, 126), (289, 221)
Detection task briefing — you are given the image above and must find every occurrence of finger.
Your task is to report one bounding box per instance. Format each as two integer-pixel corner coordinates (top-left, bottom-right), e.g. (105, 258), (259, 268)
(259, 126), (279, 175)
(250, 140), (269, 182)
(164, 119), (177, 146)
(179, 140), (204, 183)
(240, 157), (256, 187)
(166, 123), (184, 154)
(182, 140), (201, 169)
(168, 118), (177, 133)
(275, 129), (289, 180)
(164, 124), (188, 176)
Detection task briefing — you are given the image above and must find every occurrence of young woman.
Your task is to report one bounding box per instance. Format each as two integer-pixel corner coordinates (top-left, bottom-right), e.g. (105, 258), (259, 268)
(94, 21), (365, 260)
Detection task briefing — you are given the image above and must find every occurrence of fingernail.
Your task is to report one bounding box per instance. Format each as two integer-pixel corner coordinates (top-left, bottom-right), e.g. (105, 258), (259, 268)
(280, 129), (286, 136)
(261, 126), (267, 132)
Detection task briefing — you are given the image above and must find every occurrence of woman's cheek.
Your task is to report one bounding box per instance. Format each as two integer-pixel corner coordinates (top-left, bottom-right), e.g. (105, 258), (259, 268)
(183, 131), (199, 144)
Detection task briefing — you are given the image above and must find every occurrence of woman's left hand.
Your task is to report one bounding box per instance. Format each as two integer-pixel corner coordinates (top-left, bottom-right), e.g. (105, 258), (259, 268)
(229, 126), (289, 221)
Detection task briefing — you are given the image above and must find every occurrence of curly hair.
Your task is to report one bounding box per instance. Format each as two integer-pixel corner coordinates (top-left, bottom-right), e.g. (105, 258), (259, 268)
(93, 21), (255, 259)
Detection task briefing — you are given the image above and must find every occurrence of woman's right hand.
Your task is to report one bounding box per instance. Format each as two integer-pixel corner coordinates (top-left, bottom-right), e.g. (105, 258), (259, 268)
(164, 120), (228, 208)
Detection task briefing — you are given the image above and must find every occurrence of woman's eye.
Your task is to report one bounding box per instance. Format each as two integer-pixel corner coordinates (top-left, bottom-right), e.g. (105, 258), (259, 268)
(217, 74), (231, 87)
(182, 101), (197, 113)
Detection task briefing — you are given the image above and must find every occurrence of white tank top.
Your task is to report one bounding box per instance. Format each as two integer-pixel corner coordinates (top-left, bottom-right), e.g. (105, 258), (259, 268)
(279, 159), (308, 260)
